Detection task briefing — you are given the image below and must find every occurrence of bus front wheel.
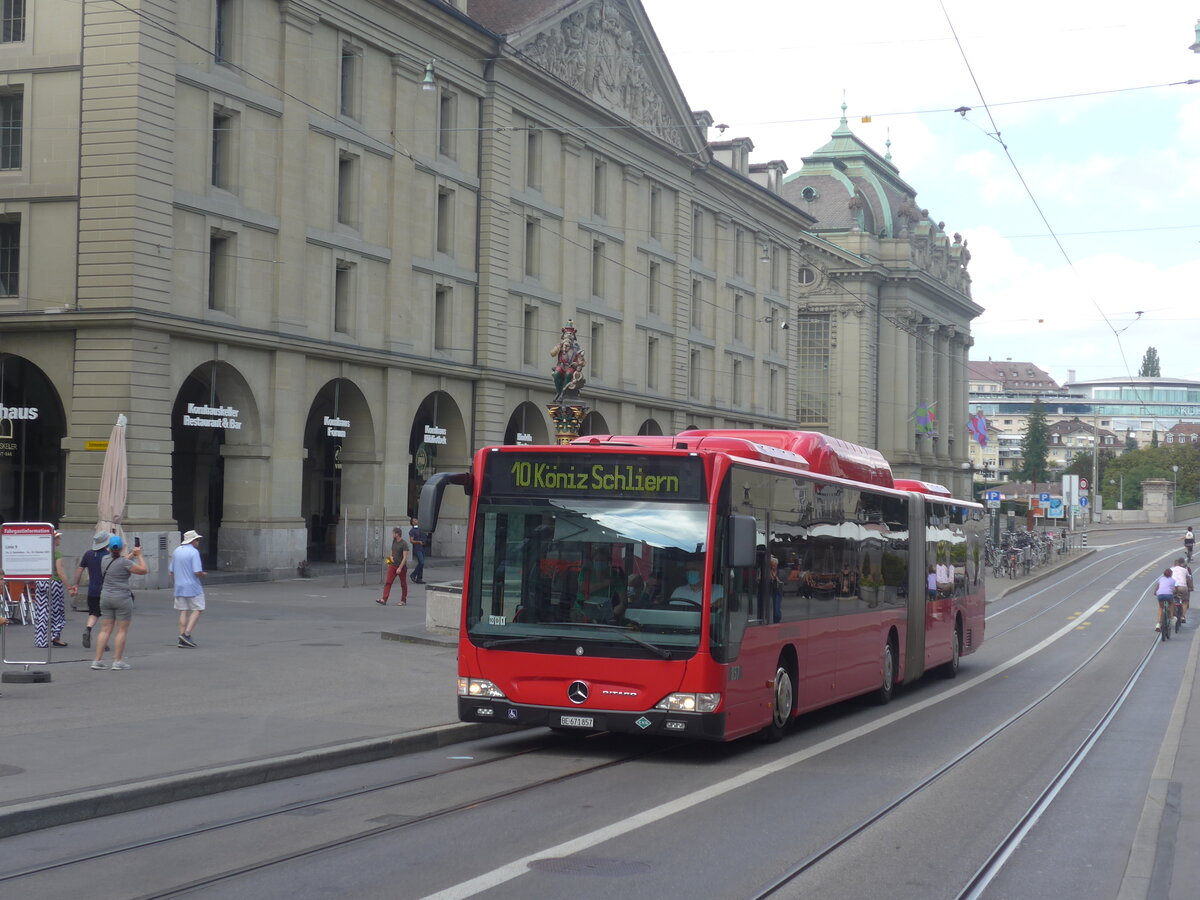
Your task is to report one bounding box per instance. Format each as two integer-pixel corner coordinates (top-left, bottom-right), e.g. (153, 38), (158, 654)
(760, 663), (794, 742)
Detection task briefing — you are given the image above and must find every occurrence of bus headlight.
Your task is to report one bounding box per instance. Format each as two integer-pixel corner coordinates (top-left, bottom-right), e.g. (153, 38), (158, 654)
(458, 677), (507, 699)
(654, 692), (721, 713)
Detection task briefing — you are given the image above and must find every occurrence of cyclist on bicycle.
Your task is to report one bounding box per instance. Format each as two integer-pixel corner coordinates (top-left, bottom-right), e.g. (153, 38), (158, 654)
(1156, 569), (1177, 633)
(1184, 526), (1194, 562)
(1170, 558), (1190, 626)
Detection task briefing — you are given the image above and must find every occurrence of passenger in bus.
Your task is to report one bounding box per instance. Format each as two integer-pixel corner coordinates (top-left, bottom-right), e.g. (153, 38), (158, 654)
(837, 563), (857, 597)
(769, 556), (783, 622)
(927, 565), (938, 600)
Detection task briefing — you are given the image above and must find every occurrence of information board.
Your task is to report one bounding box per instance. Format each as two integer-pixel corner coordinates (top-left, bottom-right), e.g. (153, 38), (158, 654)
(1, 522), (55, 580)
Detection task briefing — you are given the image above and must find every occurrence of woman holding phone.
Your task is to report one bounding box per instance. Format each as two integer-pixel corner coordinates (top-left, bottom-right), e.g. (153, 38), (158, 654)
(92, 535), (147, 670)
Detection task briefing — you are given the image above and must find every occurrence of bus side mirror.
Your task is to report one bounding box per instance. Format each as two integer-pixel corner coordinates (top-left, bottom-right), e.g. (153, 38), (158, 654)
(728, 514), (757, 568)
(418, 471), (472, 535)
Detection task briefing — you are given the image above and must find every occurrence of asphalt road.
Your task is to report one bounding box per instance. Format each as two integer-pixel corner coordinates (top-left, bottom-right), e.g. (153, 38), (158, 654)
(2, 527), (1196, 899)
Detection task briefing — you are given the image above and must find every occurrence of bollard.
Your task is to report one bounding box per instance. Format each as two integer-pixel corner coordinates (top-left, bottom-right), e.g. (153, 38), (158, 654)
(1082, 531), (1088, 548)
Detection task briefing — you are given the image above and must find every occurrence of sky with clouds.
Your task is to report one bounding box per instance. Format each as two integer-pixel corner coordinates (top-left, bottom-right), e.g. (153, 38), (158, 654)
(640, 0), (1200, 386)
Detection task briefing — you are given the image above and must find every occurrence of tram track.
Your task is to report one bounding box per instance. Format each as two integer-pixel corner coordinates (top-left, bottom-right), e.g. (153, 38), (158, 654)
(750, 540), (1172, 899)
(0, 733), (683, 897)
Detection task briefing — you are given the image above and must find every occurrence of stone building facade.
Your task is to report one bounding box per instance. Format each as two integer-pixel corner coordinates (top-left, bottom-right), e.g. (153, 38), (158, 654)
(0, 0), (979, 576)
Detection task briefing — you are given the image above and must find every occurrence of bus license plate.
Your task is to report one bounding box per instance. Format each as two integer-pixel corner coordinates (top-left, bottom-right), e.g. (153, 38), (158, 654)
(558, 715), (594, 728)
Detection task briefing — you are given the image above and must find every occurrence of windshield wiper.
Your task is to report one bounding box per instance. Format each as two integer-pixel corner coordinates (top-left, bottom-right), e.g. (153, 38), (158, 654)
(551, 622), (673, 659)
(476, 635), (559, 648)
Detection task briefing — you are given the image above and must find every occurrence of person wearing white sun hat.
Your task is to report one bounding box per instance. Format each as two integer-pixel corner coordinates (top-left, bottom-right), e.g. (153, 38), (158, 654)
(170, 530), (206, 648)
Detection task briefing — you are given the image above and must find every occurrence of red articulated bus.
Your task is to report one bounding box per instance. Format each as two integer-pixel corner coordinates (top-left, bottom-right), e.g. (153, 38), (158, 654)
(419, 430), (986, 742)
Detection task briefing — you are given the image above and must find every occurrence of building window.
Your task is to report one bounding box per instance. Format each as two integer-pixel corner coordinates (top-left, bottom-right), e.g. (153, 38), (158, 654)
(733, 293), (744, 342)
(0, 89), (22, 170)
(735, 228), (745, 277)
(689, 347), (701, 399)
(769, 367), (779, 414)
(208, 232), (232, 311)
(649, 185), (662, 241)
(337, 153), (358, 228)
(438, 93), (456, 158)
(339, 43), (360, 119)
(524, 216), (539, 278)
(692, 204), (703, 261)
(592, 157), (606, 218)
(526, 128), (541, 191)
(590, 321), (604, 379)
(796, 314), (830, 424)
(334, 262), (353, 334)
(434, 286), (450, 350)
(732, 358), (743, 406)
(523, 305), (538, 366)
(690, 278), (702, 330)
(798, 266), (815, 286)
(771, 246), (784, 292)
(214, 0), (233, 64)
(648, 261), (659, 315)
(211, 109), (235, 189)
(647, 335), (658, 390)
(1, 0), (24, 43)
(436, 188), (453, 254)
(768, 305), (780, 353)
(591, 240), (604, 297)
(0, 217), (19, 296)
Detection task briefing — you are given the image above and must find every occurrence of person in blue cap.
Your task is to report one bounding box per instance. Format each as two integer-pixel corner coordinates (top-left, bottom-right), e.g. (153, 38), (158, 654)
(92, 535), (147, 671)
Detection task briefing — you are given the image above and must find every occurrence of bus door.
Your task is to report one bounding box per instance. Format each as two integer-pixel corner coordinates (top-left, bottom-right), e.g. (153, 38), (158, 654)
(924, 503), (956, 670)
(904, 497), (928, 682)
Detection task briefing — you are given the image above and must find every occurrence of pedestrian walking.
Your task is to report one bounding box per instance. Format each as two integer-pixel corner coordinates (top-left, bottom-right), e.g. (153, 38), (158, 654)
(34, 530), (69, 648)
(170, 530), (206, 648)
(409, 517), (427, 583)
(377, 526), (410, 606)
(92, 535), (146, 670)
(71, 530), (111, 648)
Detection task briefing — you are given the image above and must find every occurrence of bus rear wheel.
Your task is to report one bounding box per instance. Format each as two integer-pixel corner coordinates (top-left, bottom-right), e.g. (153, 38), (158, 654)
(873, 639), (896, 705)
(760, 663), (794, 742)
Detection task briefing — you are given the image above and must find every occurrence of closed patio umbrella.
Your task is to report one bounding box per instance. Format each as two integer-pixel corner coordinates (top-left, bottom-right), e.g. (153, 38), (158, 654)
(95, 414), (128, 539)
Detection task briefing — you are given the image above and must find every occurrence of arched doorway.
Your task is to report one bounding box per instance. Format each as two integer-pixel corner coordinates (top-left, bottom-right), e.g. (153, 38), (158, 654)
(504, 402), (550, 446)
(0, 354), (66, 523)
(302, 379), (375, 562)
(637, 418), (664, 436)
(579, 410), (610, 436)
(409, 391), (468, 510)
(170, 362), (260, 568)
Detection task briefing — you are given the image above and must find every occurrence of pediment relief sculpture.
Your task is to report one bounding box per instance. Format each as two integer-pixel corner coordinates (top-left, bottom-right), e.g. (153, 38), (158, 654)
(523, 0), (679, 146)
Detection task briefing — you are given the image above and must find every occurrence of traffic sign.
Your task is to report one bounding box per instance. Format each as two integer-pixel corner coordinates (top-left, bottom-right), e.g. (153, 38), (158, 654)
(1079, 497), (1089, 507)
(985, 490), (1001, 502)
(1039, 493), (1051, 502)
(1079, 478), (1089, 490)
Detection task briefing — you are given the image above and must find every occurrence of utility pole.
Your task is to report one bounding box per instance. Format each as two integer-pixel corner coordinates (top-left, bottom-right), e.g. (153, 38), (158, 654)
(1091, 411), (1100, 524)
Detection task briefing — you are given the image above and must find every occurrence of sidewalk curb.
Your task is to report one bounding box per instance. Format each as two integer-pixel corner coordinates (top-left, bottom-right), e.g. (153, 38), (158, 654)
(988, 549), (1097, 603)
(0, 721), (522, 839)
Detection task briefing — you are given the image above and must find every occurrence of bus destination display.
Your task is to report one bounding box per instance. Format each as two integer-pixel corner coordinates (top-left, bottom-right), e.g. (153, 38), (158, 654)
(485, 452), (705, 501)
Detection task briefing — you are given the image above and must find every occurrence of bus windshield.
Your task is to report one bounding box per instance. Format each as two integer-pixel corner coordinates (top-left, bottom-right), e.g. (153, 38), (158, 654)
(465, 497), (713, 654)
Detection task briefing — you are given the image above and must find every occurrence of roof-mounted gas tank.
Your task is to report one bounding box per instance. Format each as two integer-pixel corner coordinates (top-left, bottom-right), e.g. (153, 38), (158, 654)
(680, 430), (892, 487)
(894, 479), (953, 497)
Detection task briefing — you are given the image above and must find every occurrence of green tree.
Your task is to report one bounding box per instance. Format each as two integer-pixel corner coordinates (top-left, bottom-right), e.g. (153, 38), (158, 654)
(1139, 347), (1161, 377)
(1152, 429), (1159, 448)
(1018, 398), (1050, 487)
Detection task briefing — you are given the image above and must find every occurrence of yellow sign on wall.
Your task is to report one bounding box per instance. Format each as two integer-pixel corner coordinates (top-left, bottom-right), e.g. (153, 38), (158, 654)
(85, 440), (109, 451)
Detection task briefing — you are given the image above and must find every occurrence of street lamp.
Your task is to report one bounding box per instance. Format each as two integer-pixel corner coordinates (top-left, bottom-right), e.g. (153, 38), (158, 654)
(1173, 465), (1179, 508)
(1110, 475), (1123, 510)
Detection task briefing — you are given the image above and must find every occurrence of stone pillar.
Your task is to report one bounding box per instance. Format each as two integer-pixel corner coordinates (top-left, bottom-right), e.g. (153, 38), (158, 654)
(1142, 479), (1174, 524)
